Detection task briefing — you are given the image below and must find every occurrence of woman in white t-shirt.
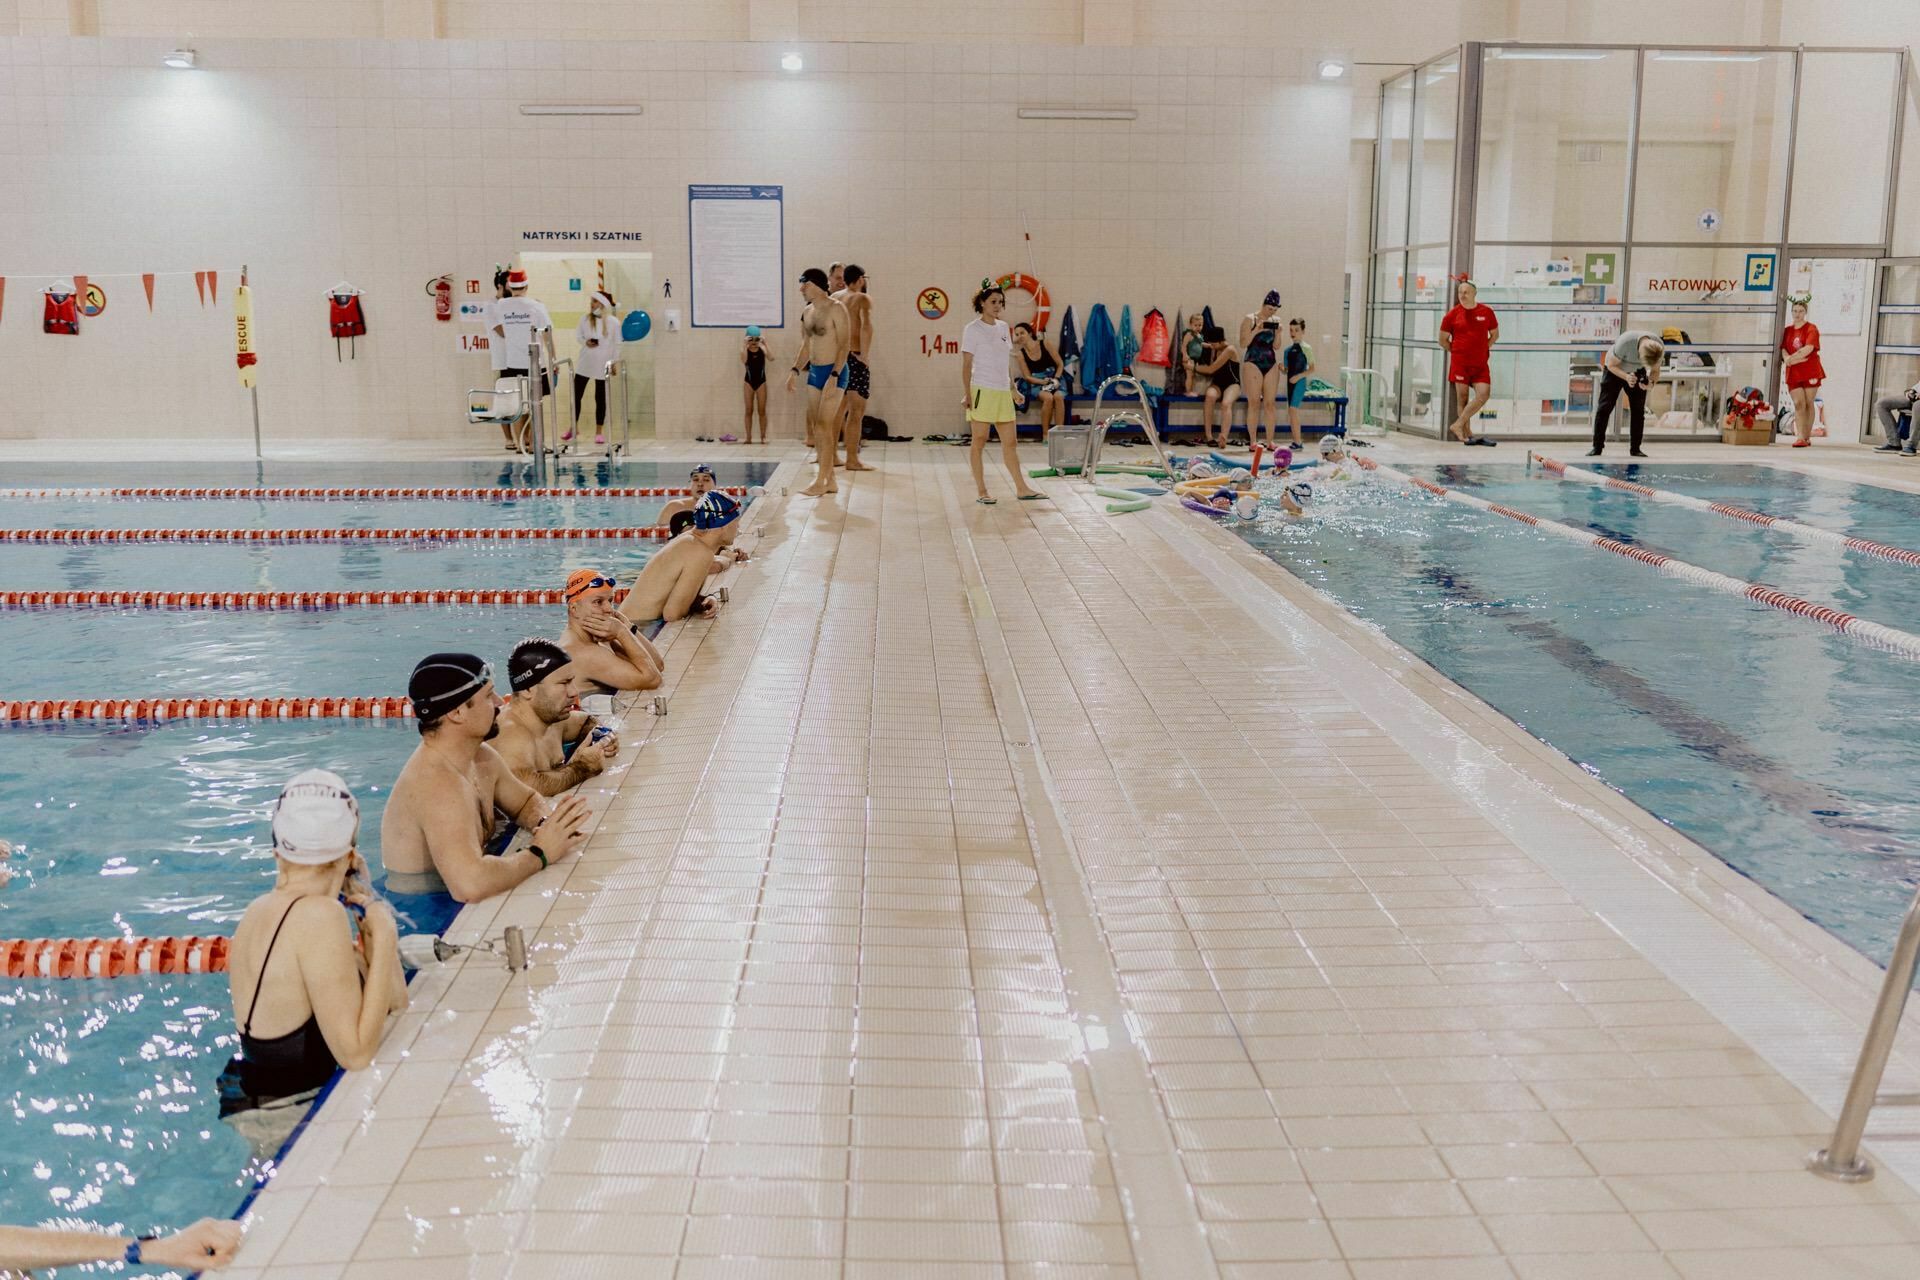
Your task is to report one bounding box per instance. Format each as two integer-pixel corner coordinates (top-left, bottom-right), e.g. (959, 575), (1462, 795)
(569, 291), (621, 446)
(959, 283), (1045, 504)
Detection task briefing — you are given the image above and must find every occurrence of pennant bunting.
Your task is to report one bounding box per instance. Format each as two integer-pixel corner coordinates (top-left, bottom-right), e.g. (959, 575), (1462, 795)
(0, 277), (6, 326)
(194, 271), (206, 306)
(207, 269), (218, 302)
(142, 274), (155, 310)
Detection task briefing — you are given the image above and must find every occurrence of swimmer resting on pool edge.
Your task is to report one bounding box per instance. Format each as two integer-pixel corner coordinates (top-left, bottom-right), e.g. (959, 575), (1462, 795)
(492, 639), (620, 797)
(560, 568), (663, 692)
(381, 652), (592, 903)
(621, 491), (744, 627)
(218, 770), (407, 1147)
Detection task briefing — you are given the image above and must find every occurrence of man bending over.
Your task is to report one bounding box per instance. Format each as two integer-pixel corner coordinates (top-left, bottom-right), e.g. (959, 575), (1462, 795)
(382, 651), (591, 903)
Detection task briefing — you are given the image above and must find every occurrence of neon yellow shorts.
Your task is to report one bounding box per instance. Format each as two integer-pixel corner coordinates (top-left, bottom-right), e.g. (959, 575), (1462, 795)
(968, 386), (1016, 425)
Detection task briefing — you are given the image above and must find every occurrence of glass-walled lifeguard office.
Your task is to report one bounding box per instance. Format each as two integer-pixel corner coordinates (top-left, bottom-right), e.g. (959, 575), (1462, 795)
(1364, 42), (1920, 445)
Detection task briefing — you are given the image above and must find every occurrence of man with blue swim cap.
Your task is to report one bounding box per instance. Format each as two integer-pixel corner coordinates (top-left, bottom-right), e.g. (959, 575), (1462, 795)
(620, 491), (744, 627)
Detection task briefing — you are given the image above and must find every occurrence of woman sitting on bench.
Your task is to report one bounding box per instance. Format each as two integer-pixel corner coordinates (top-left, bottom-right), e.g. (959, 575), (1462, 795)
(1013, 322), (1066, 439)
(1194, 325), (1243, 449)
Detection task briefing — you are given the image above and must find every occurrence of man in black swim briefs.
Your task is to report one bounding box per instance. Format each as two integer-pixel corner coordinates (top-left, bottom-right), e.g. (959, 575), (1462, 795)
(380, 652), (593, 903)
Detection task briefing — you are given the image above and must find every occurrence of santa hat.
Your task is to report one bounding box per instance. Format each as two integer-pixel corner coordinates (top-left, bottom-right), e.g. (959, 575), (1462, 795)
(506, 269), (530, 289)
(591, 290), (614, 310)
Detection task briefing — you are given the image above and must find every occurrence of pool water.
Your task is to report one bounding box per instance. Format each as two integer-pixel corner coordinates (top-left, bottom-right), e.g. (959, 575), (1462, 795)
(0, 458), (778, 490)
(1239, 461), (1920, 963)
(0, 467), (723, 1234)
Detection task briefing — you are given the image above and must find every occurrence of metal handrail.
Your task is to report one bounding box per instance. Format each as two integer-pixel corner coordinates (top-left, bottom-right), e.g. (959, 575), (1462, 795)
(1089, 375), (1172, 476)
(526, 342), (549, 486)
(1809, 883), (1920, 1182)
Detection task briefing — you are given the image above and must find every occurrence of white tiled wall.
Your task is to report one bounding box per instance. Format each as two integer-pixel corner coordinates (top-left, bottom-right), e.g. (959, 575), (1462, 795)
(0, 36), (1350, 444)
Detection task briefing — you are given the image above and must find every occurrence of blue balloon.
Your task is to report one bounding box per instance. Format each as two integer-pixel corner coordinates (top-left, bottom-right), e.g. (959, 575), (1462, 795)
(621, 309), (652, 342)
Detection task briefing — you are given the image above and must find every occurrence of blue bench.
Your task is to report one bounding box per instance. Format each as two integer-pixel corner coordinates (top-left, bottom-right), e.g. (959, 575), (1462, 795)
(1013, 389), (1348, 440)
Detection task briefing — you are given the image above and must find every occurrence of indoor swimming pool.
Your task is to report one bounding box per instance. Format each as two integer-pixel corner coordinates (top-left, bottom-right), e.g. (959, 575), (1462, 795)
(0, 463), (747, 1234)
(1241, 461), (1920, 963)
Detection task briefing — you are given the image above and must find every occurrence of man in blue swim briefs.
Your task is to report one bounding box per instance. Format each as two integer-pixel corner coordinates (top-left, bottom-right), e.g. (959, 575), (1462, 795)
(784, 267), (851, 497)
(380, 652), (593, 903)
(619, 492), (743, 628)
(492, 639), (621, 796)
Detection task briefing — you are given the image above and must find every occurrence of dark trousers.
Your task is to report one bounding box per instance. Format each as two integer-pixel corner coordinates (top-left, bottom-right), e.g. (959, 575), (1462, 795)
(572, 374), (607, 427)
(1592, 370), (1647, 453)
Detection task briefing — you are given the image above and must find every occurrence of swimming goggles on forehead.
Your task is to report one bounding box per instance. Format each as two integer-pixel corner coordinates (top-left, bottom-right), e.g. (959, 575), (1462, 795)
(273, 781), (360, 820)
(418, 659), (495, 705)
(565, 575), (618, 601)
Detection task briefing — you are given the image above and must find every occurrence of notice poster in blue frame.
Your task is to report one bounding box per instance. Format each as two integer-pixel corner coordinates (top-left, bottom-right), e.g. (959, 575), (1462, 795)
(688, 184), (784, 329)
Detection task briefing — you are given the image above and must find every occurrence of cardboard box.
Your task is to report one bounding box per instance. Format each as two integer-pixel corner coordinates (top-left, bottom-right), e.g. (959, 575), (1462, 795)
(1721, 425), (1772, 446)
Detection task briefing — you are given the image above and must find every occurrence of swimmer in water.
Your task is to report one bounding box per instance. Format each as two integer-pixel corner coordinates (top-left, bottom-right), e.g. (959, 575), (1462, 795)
(220, 771), (407, 1147)
(620, 492), (743, 628)
(492, 640), (620, 796)
(381, 652), (592, 903)
(0, 839), (10, 887)
(1279, 481), (1312, 516)
(658, 464), (717, 527)
(559, 569), (663, 692)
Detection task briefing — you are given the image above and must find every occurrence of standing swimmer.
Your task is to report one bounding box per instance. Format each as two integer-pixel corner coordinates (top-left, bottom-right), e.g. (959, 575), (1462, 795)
(1281, 318), (1315, 449)
(1240, 290), (1285, 452)
(741, 327), (770, 444)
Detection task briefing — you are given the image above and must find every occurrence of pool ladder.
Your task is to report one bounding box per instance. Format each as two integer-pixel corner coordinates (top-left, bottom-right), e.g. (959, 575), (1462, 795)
(1808, 883), (1920, 1181)
(1086, 374), (1173, 478)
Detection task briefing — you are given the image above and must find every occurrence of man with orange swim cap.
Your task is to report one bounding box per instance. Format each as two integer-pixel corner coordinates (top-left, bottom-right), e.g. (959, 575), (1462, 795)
(560, 568), (664, 693)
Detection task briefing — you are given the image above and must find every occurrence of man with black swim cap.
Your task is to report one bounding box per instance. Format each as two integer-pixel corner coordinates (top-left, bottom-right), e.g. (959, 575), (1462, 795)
(620, 492), (744, 628)
(492, 639), (620, 796)
(380, 651), (592, 902)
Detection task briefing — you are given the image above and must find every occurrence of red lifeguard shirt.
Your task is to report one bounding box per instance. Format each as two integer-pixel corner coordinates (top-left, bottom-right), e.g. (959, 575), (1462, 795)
(1441, 303), (1499, 365)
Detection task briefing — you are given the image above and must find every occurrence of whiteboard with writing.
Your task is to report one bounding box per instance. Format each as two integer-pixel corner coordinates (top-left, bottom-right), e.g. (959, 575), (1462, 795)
(1787, 257), (1866, 336)
(688, 185), (784, 329)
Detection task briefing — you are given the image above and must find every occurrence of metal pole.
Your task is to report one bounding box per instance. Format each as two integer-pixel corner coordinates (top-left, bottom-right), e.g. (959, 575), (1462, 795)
(527, 339), (549, 485)
(1809, 884), (1920, 1181)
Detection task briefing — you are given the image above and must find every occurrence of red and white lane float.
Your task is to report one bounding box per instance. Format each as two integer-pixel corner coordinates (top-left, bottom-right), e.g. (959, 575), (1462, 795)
(0, 526), (668, 544)
(0, 588), (568, 611)
(0, 485), (748, 501)
(3, 935), (229, 979)
(1529, 452), (1920, 570)
(1357, 456), (1920, 659)
(0, 696), (417, 723)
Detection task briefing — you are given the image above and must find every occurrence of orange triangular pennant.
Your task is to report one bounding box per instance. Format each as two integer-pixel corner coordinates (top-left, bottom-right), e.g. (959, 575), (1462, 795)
(207, 270), (218, 302)
(194, 271), (206, 305)
(72, 274), (88, 302)
(142, 274), (155, 310)
(0, 278), (7, 326)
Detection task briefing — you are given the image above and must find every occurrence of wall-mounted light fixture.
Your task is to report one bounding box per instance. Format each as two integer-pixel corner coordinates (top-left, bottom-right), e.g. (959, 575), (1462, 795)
(781, 52), (804, 72)
(1317, 59), (1348, 80)
(162, 48), (196, 69)
(518, 104), (645, 116)
(1016, 107), (1137, 121)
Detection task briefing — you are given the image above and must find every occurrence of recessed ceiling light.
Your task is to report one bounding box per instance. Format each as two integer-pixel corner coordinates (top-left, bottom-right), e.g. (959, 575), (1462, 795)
(1317, 60), (1348, 80)
(781, 52), (803, 73)
(162, 48), (196, 70)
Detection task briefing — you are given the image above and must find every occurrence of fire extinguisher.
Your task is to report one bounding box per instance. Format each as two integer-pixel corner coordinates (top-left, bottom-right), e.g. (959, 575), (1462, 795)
(425, 274), (452, 322)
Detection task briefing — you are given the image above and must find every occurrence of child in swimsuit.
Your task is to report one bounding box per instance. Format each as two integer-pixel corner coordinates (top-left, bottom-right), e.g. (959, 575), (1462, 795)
(741, 327), (770, 444)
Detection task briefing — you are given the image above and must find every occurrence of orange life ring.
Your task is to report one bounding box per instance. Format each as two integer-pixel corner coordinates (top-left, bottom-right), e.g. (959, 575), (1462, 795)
(995, 273), (1051, 335)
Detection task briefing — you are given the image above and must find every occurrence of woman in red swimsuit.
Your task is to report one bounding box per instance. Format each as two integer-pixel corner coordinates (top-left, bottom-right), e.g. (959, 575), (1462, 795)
(1780, 295), (1824, 448)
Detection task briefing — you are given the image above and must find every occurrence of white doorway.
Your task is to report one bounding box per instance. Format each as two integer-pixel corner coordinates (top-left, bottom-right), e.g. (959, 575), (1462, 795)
(519, 252), (656, 441)
(1785, 257), (1873, 443)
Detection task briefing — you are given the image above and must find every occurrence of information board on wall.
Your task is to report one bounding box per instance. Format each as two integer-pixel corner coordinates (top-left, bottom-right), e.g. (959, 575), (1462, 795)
(688, 185), (783, 329)
(1788, 258), (1867, 336)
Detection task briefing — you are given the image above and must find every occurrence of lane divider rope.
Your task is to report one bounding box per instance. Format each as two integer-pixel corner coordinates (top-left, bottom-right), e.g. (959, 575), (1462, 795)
(0, 588), (566, 610)
(3, 936), (228, 979)
(0, 526), (667, 544)
(1358, 456), (1920, 659)
(0, 485), (747, 501)
(1529, 453), (1920, 569)
(1, 696), (416, 722)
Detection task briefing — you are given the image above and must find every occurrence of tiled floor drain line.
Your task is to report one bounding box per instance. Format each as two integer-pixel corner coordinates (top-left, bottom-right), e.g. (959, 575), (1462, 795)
(934, 460), (1221, 1279)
